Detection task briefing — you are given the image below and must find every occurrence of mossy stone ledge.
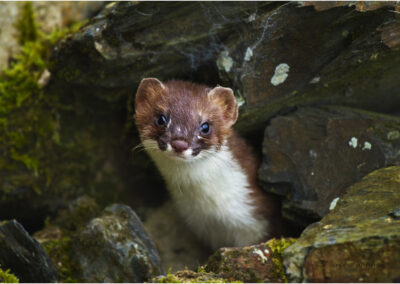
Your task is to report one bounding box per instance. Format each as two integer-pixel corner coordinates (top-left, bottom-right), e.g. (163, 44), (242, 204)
(283, 166), (400, 282)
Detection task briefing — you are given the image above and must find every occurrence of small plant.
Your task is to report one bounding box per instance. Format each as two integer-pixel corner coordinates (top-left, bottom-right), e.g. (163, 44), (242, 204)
(0, 266), (19, 283)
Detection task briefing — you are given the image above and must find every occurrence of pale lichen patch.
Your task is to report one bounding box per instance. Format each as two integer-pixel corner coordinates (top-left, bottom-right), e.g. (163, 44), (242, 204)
(247, 13), (256, 22)
(270, 63), (290, 86)
(362, 141), (372, 151)
(244, 47), (253, 61)
(387, 130), (400, 140)
(216, 51), (233, 72)
(310, 76), (320, 84)
(348, 137), (358, 148)
(329, 197), (339, 211)
(253, 248), (268, 264)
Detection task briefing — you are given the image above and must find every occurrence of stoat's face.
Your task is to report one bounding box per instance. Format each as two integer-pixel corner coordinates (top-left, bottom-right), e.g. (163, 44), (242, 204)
(134, 78), (238, 161)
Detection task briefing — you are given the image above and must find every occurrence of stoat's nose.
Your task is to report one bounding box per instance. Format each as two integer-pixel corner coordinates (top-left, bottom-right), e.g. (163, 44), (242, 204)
(171, 139), (189, 153)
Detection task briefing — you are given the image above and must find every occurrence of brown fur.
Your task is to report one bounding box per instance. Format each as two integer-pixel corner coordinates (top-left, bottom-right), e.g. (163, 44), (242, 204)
(227, 131), (283, 238)
(135, 79), (237, 154)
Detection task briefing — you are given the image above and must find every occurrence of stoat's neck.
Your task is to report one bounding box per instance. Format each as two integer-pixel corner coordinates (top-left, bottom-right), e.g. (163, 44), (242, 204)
(146, 142), (270, 249)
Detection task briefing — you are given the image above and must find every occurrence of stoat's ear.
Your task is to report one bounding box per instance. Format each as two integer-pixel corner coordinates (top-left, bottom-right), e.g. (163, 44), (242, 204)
(135, 78), (166, 109)
(208, 86), (238, 126)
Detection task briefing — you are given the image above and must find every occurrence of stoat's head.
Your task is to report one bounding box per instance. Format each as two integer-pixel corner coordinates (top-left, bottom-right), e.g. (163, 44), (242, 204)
(134, 78), (238, 161)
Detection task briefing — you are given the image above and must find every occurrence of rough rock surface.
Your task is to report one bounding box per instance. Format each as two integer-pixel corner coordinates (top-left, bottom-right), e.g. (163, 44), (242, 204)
(259, 106), (400, 228)
(205, 243), (279, 282)
(73, 204), (163, 282)
(48, 2), (400, 135)
(155, 238), (296, 283)
(0, 220), (58, 283)
(226, 3), (400, 134)
(283, 166), (400, 282)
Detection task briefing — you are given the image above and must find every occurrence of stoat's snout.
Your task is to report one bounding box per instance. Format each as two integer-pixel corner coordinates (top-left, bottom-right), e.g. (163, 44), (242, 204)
(134, 78), (238, 161)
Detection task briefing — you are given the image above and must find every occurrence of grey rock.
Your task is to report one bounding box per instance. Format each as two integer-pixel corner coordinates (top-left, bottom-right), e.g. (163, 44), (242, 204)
(283, 166), (400, 282)
(259, 106), (400, 228)
(48, 2), (400, 138)
(0, 219), (58, 282)
(226, 3), (400, 134)
(49, 2), (270, 95)
(73, 204), (163, 282)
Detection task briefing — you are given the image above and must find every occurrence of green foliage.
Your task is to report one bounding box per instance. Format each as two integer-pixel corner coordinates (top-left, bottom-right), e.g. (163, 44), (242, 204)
(0, 266), (19, 283)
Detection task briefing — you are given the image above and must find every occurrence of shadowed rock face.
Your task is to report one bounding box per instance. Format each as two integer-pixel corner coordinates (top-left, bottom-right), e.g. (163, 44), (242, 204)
(49, 3), (400, 132)
(258, 106), (400, 228)
(0, 220), (58, 283)
(3, 2), (400, 282)
(283, 166), (400, 282)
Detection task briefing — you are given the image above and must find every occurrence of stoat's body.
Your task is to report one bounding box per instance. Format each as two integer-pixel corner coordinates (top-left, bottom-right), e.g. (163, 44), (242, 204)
(134, 79), (281, 250)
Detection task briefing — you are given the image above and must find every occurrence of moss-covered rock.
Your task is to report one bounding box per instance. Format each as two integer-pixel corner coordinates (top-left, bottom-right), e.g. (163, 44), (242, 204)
(72, 204), (163, 282)
(205, 238), (296, 283)
(154, 238), (296, 283)
(0, 2), (94, 232)
(153, 269), (230, 283)
(34, 196), (100, 282)
(0, 2), (158, 234)
(283, 166), (400, 282)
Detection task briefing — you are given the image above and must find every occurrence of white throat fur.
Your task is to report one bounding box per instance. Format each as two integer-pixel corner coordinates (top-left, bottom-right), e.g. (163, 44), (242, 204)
(143, 139), (269, 250)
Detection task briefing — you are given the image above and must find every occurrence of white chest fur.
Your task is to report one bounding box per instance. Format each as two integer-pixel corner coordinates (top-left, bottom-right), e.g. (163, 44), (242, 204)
(145, 142), (269, 250)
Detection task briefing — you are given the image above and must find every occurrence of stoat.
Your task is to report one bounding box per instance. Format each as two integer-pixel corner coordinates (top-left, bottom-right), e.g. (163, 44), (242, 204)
(134, 78), (282, 250)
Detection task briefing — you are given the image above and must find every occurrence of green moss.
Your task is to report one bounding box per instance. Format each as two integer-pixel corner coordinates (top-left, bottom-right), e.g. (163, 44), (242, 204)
(0, 0), (90, 200)
(265, 238), (297, 283)
(0, 266), (19, 283)
(153, 269), (234, 283)
(15, 2), (38, 45)
(40, 235), (81, 283)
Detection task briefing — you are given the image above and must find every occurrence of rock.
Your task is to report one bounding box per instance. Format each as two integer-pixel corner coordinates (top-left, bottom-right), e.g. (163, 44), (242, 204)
(48, 2), (400, 138)
(283, 166), (400, 282)
(33, 196), (101, 282)
(52, 195), (101, 231)
(258, 106), (400, 228)
(223, 3), (400, 134)
(143, 202), (211, 272)
(49, 2), (269, 94)
(204, 238), (296, 282)
(154, 269), (226, 283)
(0, 220), (58, 282)
(73, 204), (163, 282)
(0, 2), (146, 235)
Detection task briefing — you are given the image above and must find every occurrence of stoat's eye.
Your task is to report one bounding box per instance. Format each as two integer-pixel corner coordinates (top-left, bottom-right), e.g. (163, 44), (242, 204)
(156, 114), (167, 126)
(200, 122), (211, 135)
